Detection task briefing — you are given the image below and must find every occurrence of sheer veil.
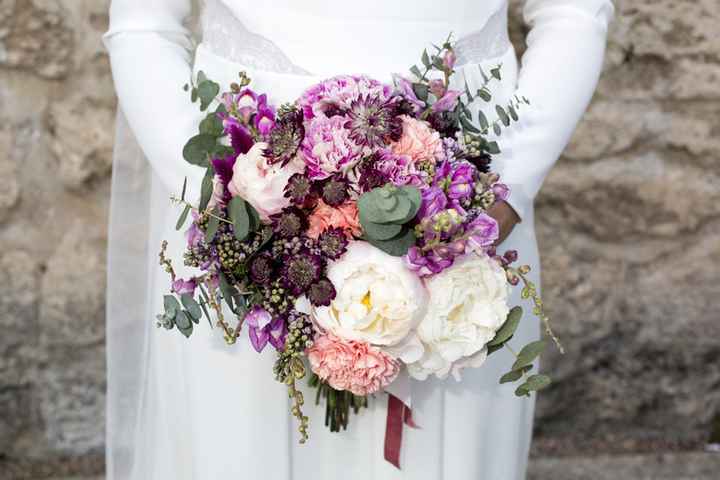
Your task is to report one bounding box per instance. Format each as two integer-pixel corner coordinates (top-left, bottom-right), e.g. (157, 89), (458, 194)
(105, 4), (202, 478)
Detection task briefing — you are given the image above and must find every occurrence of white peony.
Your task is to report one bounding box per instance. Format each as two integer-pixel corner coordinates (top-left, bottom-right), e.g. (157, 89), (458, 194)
(408, 253), (510, 381)
(312, 241), (428, 362)
(227, 142), (305, 220)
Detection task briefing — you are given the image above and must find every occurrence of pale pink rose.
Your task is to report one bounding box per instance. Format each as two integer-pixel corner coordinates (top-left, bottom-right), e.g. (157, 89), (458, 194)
(227, 142), (305, 220)
(307, 333), (400, 396)
(391, 115), (443, 164)
(307, 200), (361, 239)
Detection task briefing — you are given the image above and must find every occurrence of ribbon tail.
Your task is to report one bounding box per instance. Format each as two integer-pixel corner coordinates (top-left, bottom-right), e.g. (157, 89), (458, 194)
(384, 394), (419, 469)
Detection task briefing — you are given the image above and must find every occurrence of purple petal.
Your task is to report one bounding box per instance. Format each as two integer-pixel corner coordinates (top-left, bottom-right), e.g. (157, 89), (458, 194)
(432, 90), (462, 113)
(248, 326), (269, 353)
(228, 124), (254, 155)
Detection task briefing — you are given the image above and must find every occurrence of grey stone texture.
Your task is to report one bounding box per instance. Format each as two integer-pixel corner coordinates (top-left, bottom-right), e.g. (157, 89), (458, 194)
(0, 0), (717, 476)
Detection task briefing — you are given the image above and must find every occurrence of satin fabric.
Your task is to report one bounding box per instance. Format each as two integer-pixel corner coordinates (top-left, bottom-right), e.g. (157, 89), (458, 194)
(104, 1), (613, 478)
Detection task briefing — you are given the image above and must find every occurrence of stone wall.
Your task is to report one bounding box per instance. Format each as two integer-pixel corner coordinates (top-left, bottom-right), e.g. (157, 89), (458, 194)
(0, 0), (717, 475)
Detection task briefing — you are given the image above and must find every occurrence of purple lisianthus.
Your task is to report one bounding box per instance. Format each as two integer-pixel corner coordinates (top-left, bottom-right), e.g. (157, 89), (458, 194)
(432, 90), (462, 113)
(171, 278), (197, 295)
(254, 94), (276, 137)
(466, 213), (500, 250)
(301, 115), (362, 180)
(245, 306), (286, 353)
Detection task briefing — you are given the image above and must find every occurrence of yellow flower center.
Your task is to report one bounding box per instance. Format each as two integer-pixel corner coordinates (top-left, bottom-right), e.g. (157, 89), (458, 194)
(361, 291), (372, 310)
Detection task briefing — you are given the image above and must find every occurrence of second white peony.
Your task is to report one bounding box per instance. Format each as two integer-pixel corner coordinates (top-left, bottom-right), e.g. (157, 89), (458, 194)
(312, 241), (428, 363)
(408, 252), (510, 381)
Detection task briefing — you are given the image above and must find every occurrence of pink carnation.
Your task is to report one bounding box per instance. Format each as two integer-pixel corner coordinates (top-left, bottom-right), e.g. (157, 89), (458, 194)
(307, 333), (400, 396)
(390, 115), (443, 164)
(301, 115), (362, 180)
(307, 200), (361, 239)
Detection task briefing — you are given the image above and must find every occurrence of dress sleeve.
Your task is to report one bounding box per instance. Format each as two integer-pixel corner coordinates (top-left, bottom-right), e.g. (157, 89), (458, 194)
(104, 0), (205, 196)
(498, 0), (615, 220)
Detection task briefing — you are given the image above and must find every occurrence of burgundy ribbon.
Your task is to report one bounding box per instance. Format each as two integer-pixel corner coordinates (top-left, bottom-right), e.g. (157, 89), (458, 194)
(384, 394), (418, 469)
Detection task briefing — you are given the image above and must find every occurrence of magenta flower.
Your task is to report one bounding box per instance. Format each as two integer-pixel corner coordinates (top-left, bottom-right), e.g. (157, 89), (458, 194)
(254, 94), (276, 137)
(466, 213), (500, 250)
(405, 246), (454, 277)
(492, 182), (510, 202)
(443, 49), (457, 70)
(432, 90), (462, 113)
(171, 278), (197, 295)
(235, 88), (259, 122)
(298, 75), (392, 120)
(375, 149), (425, 187)
(418, 186), (448, 219)
(429, 79), (446, 98)
(245, 306), (286, 353)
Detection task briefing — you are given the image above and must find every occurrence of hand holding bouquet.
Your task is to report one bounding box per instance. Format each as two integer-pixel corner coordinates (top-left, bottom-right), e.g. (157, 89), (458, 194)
(156, 37), (563, 455)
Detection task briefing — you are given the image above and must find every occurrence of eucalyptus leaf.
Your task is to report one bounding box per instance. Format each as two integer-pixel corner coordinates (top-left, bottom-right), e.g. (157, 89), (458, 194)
(199, 113), (224, 137)
(197, 79), (220, 111)
(246, 202), (261, 231)
(496, 105), (510, 126)
(421, 49), (431, 68)
(511, 340), (546, 370)
(488, 306), (523, 347)
(181, 177), (187, 201)
(459, 115), (481, 134)
(478, 111), (489, 130)
(493, 123), (502, 136)
(204, 209), (220, 243)
(228, 197), (250, 241)
(477, 88), (492, 102)
(412, 83), (429, 102)
(175, 204), (191, 231)
(218, 271), (238, 313)
(183, 134), (216, 166)
(199, 166), (214, 211)
(410, 65), (423, 79)
(366, 227), (416, 257)
(499, 365), (532, 384)
(508, 105), (519, 122)
(175, 310), (193, 338)
(359, 213), (403, 241)
(180, 293), (202, 322)
(191, 88), (198, 103)
(485, 141), (501, 155)
(163, 295), (181, 318)
(478, 65), (489, 83)
(525, 374), (551, 392)
(490, 66), (502, 80)
(515, 383), (530, 397)
(464, 80), (474, 102)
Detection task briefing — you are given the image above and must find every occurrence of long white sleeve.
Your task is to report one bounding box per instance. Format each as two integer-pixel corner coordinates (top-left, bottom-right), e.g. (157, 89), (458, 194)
(499, 0), (615, 220)
(104, 0), (205, 195)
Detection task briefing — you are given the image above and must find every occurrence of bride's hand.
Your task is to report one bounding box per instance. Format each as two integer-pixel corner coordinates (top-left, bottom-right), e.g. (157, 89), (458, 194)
(487, 201), (520, 246)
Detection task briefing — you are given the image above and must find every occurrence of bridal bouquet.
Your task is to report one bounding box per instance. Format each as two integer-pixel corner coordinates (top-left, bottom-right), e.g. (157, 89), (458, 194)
(157, 38), (562, 448)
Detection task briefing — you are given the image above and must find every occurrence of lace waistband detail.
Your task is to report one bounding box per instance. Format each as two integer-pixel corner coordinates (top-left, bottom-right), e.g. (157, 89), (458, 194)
(200, 0), (511, 74)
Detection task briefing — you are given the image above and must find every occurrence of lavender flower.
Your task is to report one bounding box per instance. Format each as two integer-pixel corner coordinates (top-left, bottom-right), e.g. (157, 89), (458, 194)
(466, 213), (499, 250)
(171, 278), (197, 295)
(394, 76), (425, 113)
(417, 186), (448, 219)
(431, 90), (462, 113)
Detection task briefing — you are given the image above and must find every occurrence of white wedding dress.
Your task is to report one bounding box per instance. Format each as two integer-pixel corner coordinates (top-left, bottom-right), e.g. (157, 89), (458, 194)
(104, 1), (613, 478)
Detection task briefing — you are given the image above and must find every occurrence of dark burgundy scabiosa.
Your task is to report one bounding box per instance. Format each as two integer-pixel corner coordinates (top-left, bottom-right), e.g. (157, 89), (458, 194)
(272, 207), (308, 238)
(308, 277), (337, 307)
(264, 107), (305, 166)
(320, 175), (350, 207)
(356, 154), (390, 192)
(466, 152), (492, 173)
(345, 96), (403, 149)
(249, 252), (275, 285)
(428, 111), (460, 138)
(280, 249), (323, 295)
(317, 227), (348, 260)
(284, 173), (317, 207)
